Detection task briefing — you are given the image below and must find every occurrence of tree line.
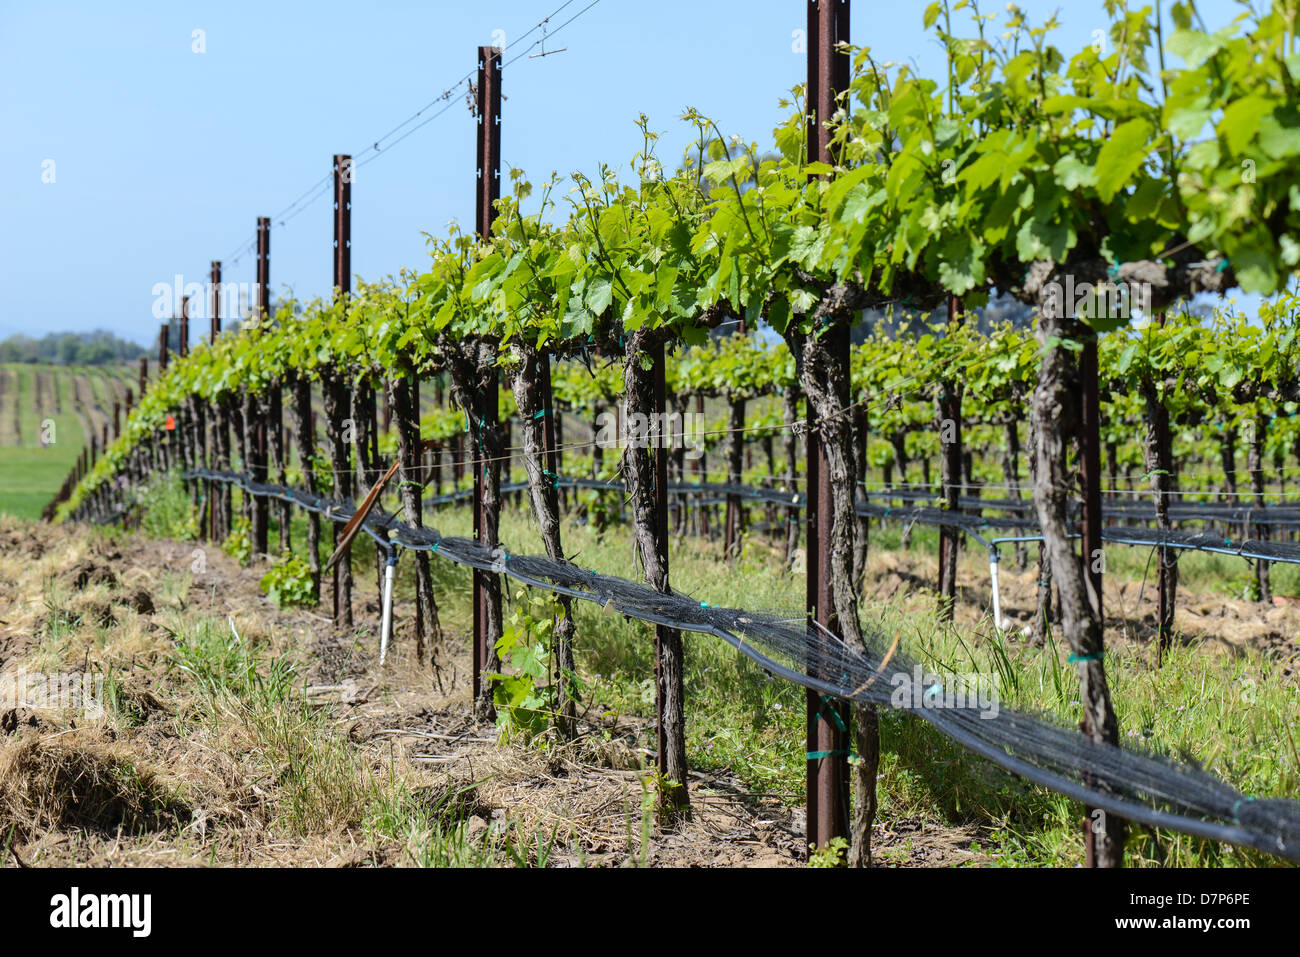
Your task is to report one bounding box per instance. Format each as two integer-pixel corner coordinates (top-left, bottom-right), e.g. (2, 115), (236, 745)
(0, 330), (146, 366)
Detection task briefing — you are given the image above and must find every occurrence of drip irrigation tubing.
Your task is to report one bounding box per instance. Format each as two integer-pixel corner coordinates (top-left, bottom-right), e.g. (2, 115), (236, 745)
(421, 475), (1300, 563)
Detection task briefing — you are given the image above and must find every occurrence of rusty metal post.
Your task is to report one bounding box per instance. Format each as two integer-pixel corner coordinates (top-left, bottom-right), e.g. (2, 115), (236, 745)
(178, 296), (192, 492)
(210, 261), (222, 344)
(247, 217), (271, 555)
(258, 217), (272, 320)
(158, 323), (169, 371)
(1080, 337), (1103, 638)
(937, 294), (963, 619)
(474, 46), (502, 240)
(139, 357), (148, 398)
(1153, 316), (1172, 665)
(207, 261), (222, 539)
(329, 167), (349, 298)
(1079, 332), (1104, 868)
(330, 162), (353, 623)
(804, 0), (852, 857)
(253, 222), (288, 555)
(113, 401), (121, 439)
(179, 295), (190, 359)
(472, 46), (502, 704)
(206, 261), (223, 540)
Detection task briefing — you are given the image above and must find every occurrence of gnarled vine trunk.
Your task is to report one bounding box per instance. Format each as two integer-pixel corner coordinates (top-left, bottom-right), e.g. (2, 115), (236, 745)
(267, 380), (289, 554)
(724, 393), (745, 562)
(622, 328), (689, 814)
(322, 372), (353, 628)
(243, 388), (268, 556)
(1141, 380), (1176, 661)
(389, 375), (439, 661)
(288, 374), (321, 603)
(510, 343), (578, 739)
(783, 388), (802, 568)
(445, 337), (503, 721)
(793, 324), (879, 869)
(1030, 310), (1126, 867)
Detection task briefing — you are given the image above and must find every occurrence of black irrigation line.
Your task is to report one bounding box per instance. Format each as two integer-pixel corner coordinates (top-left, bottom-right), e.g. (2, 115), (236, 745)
(423, 474), (1300, 564)
(430, 473), (1300, 529)
(855, 502), (1300, 566)
(863, 485), (1300, 526)
(121, 467), (1300, 862)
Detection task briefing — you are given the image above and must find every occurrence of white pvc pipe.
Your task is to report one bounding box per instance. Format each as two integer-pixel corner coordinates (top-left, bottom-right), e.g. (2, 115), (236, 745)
(989, 554), (1004, 633)
(379, 560), (395, 665)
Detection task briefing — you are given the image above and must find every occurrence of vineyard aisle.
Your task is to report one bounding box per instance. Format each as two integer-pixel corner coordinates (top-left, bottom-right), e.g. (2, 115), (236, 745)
(0, 363), (116, 520)
(0, 514), (989, 868)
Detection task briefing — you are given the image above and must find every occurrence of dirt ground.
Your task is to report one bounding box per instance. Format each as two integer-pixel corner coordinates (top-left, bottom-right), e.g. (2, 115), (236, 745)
(0, 518), (990, 868)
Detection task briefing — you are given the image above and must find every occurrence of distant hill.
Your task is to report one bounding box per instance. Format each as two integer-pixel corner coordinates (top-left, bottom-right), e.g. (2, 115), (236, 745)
(0, 330), (146, 366)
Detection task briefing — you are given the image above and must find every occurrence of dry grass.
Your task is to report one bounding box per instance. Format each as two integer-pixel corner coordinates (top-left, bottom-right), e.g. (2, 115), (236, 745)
(0, 730), (188, 841)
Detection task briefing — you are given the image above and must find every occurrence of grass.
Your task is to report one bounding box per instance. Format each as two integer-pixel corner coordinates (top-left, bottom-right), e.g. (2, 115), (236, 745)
(0, 361), (138, 520)
(0, 442), (81, 519)
(166, 611), (553, 863)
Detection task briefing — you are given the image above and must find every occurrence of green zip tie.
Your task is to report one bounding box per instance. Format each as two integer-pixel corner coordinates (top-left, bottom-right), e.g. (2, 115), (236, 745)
(816, 697), (848, 732)
(1216, 257), (1230, 273)
(431, 540), (440, 552)
(532, 409), (548, 420)
(806, 749), (853, 761)
(700, 601), (711, 609)
(1068, 651), (1104, 663)
(1231, 796), (1255, 821)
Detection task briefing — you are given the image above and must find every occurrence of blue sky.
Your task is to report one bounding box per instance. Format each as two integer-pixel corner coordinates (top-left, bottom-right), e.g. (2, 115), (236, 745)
(0, 0), (1254, 346)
